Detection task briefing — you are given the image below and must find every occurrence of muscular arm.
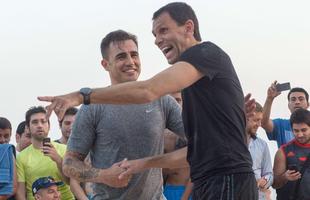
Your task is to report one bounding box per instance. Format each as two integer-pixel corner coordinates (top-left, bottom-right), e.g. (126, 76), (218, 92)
(63, 151), (129, 188)
(273, 149), (287, 188)
(63, 151), (102, 182)
(144, 147), (189, 169)
(119, 147), (188, 179)
(38, 62), (203, 120)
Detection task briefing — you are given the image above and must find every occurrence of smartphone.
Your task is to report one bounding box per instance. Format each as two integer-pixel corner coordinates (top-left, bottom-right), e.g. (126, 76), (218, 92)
(288, 164), (298, 171)
(276, 82), (291, 92)
(42, 137), (51, 147)
(42, 137), (50, 154)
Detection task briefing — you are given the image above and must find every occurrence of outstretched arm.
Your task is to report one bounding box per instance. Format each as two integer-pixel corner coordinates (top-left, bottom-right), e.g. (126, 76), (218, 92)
(38, 62), (203, 120)
(119, 147), (188, 179)
(63, 151), (130, 188)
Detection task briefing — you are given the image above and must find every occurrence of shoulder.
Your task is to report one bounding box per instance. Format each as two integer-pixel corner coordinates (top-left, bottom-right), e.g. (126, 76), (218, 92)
(273, 118), (290, 124)
(52, 141), (66, 149)
(17, 145), (33, 162)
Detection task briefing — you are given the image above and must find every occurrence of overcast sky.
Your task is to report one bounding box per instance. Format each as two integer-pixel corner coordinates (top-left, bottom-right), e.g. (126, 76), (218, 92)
(1, 0), (309, 190)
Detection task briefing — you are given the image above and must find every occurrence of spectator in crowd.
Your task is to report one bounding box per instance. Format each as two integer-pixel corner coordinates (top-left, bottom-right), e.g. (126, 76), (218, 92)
(262, 81), (309, 147)
(38, 2), (257, 199)
(16, 106), (74, 200)
(273, 109), (310, 200)
(0, 117), (17, 200)
(246, 102), (273, 200)
(0, 117), (12, 145)
(32, 176), (62, 200)
(54, 107), (78, 145)
(15, 121), (31, 153)
(163, 92), (192, 200)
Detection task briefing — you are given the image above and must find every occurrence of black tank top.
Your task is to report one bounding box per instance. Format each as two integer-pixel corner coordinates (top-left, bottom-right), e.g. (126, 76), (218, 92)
(276, 140), (310, 200)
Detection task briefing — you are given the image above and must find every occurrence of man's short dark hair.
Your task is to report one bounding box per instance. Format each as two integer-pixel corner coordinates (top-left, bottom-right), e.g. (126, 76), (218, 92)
(100, 30), (138, 59)
(59, 107), (78, 125)
(25, 106), (49, 126)
(0, 117), (12, 130)
(288, 87), (309, 102)
(153, 2), (202, 41)
(16, 121), (26, 136)
(290, 109), (310, 127)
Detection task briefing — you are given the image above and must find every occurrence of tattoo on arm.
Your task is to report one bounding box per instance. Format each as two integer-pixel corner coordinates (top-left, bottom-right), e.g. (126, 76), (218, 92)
(63, 151), (100, 182)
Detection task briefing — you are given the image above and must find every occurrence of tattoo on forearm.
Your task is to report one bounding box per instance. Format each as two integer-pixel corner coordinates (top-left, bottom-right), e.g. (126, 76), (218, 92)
(63, 151), (100, 181)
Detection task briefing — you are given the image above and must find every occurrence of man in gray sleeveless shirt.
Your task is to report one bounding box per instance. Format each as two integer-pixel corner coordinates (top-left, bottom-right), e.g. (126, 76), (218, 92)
(64, 30), (184, 200)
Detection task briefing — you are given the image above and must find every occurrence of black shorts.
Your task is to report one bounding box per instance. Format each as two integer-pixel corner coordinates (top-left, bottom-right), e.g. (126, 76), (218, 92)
(192, 173), (258, 200)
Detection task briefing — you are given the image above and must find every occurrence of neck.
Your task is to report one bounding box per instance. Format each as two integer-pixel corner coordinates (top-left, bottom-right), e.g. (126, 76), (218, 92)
(246, 132), (251, 145)
(16, 144), (21, 152)
(59, 136), (67, 144)
(31, 138), (43, 149)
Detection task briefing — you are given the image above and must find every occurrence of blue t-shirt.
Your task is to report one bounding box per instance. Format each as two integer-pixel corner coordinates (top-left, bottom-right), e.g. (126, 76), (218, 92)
(266, 118), (294, 147)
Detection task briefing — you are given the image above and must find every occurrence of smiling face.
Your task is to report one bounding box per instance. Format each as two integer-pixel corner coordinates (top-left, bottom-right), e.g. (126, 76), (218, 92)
(246, 112), (263, 137)
(292, 123), (310, 144)
(101, 39), (141, 85)
(152, 12), (194, 64)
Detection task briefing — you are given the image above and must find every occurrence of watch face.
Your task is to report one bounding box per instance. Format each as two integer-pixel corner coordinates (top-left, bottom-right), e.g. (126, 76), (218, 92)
(80, 87), (92, 95)
(80, 88), (92, 105)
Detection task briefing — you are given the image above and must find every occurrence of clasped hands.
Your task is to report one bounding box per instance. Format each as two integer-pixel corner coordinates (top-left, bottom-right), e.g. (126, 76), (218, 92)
(104, 158), (146, 188)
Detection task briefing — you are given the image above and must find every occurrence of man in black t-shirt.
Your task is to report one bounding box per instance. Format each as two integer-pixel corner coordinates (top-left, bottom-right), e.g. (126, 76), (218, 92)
(38, 2), (257, 200)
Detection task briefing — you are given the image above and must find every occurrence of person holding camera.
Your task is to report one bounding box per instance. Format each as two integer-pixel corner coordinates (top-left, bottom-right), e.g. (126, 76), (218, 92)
(16, 106), (74, 200)
(261, 81), (309, 147)
(273, 109), (310, 200)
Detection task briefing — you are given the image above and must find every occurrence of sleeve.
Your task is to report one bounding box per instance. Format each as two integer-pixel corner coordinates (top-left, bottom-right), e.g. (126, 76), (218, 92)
(266, 118), (281, 141)
(261, 141), (273, 188)
(180, 42), (227, 81)
(163, 95), (185, 138)
(67, 105), (98, 155)
(16, 154), (25, 182)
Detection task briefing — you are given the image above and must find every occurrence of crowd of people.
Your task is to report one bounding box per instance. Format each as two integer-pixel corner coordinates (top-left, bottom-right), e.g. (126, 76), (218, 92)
(1, 2), (310, 200)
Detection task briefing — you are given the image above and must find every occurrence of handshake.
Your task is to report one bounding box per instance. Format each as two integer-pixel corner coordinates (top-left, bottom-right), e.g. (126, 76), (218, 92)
(104, 157), (147, 188)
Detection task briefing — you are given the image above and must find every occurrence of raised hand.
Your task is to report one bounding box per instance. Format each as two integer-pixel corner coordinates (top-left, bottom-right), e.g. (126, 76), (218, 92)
(267, 81), (281, 100)
(244, 93), (256, 119)
(38, 91), (82, 121)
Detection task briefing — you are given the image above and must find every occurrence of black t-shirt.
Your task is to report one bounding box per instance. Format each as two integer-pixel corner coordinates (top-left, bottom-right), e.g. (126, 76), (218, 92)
(179, 42), (253, 186)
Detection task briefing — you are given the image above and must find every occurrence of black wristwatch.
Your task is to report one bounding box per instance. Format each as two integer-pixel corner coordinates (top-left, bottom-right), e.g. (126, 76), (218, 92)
(79, 87), (92, 105)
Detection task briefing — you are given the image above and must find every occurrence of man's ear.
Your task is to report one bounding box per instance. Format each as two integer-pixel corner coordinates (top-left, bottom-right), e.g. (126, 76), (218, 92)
(101, 59), (109, 71)
(16, 134), (20, 143)
(184, 19), (194, 36)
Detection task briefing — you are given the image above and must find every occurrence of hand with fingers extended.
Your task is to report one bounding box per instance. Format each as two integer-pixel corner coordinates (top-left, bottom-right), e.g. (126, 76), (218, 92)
(244, 93), (256, 119)
(37, 91), (82, 121)
(118, 158), (147, 180)
(102, 162), (132, 188)
(267, 81), (281, 100)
